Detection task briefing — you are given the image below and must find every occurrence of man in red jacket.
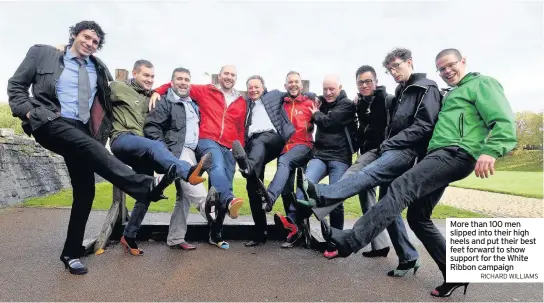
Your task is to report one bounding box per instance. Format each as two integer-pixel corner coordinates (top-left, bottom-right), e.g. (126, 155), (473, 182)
(150, 65), (246, 249)
(270, 71), (315, 248)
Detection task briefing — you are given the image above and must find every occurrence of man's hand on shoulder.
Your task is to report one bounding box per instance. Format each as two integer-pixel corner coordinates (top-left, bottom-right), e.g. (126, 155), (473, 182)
(149, 92), (161, 111)
(474, 154), (496, 178)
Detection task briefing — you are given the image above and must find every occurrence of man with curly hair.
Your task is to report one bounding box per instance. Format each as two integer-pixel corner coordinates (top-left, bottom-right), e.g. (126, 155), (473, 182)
(7, 20), (177, 275)
(297, 48), (442, 275)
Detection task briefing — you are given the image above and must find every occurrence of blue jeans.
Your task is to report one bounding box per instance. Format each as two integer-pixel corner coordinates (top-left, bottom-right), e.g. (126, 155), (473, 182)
(110, 133), (193, 239)
(316, 149), (417, 202)
(267, 144), (311, 203)
(196, 139), (236, 205)
(296, 158), (349, 229)
(110, 133), (191, 180)
(340, 149), (418, 263)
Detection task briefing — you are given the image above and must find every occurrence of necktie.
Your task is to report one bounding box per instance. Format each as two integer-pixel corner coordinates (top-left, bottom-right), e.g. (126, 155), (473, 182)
(75, 58), (91, 122)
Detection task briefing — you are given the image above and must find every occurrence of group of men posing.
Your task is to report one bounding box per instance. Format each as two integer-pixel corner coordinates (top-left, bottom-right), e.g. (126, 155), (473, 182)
(7, 21), (517, 298)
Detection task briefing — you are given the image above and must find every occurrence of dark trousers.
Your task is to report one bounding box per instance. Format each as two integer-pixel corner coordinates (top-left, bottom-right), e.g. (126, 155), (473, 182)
(32, 118), (155, 258)
(109, 133), (191, 239)
(245, 131), (285, 240)
(344, 146), (476, 278)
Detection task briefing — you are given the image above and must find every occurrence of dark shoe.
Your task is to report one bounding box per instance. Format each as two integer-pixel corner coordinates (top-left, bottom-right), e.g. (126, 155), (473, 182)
(170, 241), (196, 250)
(187, 152), (212, 185)
(431, 282), (469, 297)
(232, 140), (251, 178)
(120, 236), (144, 256)
(257, 185), (274, 213)
(387, 259), (421, 277)
(202, 187), (219, 223)
(148, 164), (177, 201)
(320, 219), (353, 257)
(362, 247), (390, 258)
(60, 255), (88, 275)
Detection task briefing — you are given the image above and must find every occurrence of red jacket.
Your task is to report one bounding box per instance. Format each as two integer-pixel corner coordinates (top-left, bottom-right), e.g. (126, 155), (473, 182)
(282, 94), (315, 154)
(155, 83), (246, 149)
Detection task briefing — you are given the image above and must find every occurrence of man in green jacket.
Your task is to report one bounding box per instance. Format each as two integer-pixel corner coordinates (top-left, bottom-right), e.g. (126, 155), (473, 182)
(320, 48), (517, 298)
(108, 60), (212, 255)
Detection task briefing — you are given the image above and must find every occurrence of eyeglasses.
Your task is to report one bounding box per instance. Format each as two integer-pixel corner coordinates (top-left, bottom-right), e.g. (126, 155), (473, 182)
(437, 61), (459, 74)
(356, 79), (373, 87)
(385, 60), (405, 75)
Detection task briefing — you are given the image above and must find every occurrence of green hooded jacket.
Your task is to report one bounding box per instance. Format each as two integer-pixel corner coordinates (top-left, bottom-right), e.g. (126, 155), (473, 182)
(109, 79), (151, 142)
(427, 72), (517, 160)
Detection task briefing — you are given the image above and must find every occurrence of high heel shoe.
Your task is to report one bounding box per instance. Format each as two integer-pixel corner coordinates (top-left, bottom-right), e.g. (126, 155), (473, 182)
(387, 259), (421, 277)
(430, 282), (469, 297)
(60, 255), (88, 275)
(120, 236), (144, 256)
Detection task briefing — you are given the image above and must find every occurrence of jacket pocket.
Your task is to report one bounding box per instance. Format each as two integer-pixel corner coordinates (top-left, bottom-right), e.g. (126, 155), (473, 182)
(28, 106), (59, 131)
(36, 65), (55, 96)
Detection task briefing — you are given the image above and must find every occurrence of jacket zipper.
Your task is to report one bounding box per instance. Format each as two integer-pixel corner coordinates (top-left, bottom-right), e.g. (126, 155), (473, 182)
(459, 112), (464, 139)
(285, 100), (296, 152)
(385, 84), (427, 139)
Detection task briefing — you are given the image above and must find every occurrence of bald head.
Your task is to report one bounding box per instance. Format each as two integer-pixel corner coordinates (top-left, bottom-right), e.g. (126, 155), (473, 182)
(218, 65), (237, 92)
(322, 74), (342, 102)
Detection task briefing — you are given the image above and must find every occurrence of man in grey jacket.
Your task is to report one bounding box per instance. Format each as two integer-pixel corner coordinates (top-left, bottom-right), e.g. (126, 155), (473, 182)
(144, 67), (215, 250)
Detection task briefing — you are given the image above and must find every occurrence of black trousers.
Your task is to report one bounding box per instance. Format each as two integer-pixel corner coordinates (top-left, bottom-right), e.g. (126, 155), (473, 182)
(344, 146), (476, 279)
(32, 118), (155, 258)
(246, 131), (285, 240)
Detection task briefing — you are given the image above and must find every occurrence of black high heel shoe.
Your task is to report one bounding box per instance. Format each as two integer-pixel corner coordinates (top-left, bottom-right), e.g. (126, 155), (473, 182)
(431, 282), (469, 297)
(60, 255), (88, 275)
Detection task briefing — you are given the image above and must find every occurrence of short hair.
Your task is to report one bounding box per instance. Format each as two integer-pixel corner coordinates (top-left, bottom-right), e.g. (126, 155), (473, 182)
(219, 65), (236, 74)
(436, 48), (462, 61)
(133, 59), (153, 72)
(285, 71), (301, 82)
(355, 65), (377, 80)
(246, 75), (265, 87)
(171, 67), (191, 80)
(68, 21), (106, 50)
(383, 48), (412, 68)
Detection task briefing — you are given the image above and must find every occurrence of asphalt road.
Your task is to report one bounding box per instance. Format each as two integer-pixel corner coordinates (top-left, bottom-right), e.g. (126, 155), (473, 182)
(0, 207), (542, 302)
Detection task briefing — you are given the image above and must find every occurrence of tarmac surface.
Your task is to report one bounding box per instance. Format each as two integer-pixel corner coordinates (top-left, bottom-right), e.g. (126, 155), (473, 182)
(0, 207), (542, 302)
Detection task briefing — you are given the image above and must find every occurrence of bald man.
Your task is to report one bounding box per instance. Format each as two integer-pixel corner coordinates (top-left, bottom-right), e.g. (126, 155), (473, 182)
(288, 74), (357, 256)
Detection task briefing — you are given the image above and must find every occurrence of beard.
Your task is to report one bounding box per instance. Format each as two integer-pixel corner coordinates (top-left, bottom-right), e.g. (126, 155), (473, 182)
(173, 87), (189, 98)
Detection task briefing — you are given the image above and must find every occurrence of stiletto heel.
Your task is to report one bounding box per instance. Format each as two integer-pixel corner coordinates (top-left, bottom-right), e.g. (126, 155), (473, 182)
(431, 282), (469, 297)
(387, 259), (421, 277)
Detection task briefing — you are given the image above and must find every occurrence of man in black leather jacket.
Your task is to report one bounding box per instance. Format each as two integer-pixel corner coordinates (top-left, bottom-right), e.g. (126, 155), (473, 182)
(7, 21), (176, 275)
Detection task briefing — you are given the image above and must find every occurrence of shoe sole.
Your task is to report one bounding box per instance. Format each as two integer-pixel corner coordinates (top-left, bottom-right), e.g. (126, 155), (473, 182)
(188, 153), (211, 185)
(228, 199), (243, 219)
(232, 140), (249, 170)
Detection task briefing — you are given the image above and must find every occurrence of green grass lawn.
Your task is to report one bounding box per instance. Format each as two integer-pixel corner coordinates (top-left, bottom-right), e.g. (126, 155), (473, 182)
(24, 177), (486, 219)
(451, 171), (542, 198)
(0, 104), (24, 134)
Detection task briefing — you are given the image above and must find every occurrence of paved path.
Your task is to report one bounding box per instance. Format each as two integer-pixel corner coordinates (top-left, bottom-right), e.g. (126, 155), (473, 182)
(439, 187), (543, 218)
(0, 207), (542, 302)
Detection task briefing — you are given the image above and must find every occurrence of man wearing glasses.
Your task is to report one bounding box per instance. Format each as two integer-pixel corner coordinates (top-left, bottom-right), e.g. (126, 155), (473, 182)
(297, 48), (442, 276)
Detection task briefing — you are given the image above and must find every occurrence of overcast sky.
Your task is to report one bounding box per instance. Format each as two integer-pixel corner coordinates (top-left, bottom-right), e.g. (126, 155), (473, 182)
(0, 0), (542, 113)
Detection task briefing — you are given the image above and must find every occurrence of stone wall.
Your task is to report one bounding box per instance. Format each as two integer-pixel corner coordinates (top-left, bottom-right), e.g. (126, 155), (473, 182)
(0, 128), (106, 207)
